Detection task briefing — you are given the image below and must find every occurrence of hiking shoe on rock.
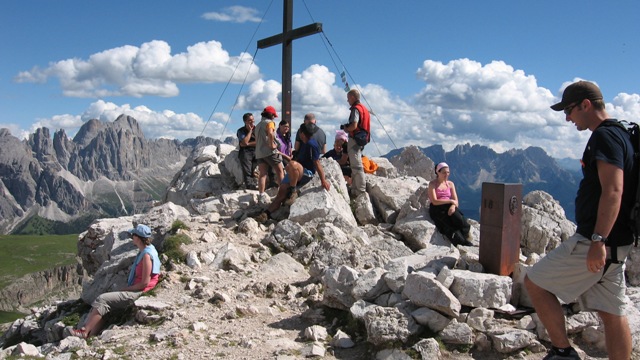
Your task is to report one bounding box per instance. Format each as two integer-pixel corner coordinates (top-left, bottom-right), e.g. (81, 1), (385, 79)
(542, 347), (581, 360)
(284, 188), (298, 206)
(451, 232), (473, 247)
(254, 212), (269, 224)
(68, 327), (89, 339)
(258, 192), (270, 205)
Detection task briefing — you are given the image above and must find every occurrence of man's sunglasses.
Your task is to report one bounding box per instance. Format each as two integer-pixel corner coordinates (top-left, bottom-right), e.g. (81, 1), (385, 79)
(564, 100), (582, 115)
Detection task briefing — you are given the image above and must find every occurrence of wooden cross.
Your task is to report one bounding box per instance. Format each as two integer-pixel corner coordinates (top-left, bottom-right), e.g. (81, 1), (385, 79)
(257, 0), (322, 126)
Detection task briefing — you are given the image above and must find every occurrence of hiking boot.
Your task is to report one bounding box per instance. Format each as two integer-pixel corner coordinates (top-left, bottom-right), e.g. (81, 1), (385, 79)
(450, 231), (473, 247)
(542, 347), (581, 360)
(284, 187), (298, 206)
(254, 211), (269, 224)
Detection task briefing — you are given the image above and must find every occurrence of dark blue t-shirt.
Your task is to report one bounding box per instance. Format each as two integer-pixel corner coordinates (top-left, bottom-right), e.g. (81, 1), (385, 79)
(297, 138), (321, 174)
(237, 126), (255, 148)
(575, 119), (636, 246)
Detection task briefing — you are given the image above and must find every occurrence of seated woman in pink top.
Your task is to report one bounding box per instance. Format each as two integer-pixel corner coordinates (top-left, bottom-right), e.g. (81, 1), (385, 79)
(71, 224), (161, 338)
(427, 162), (473, 247)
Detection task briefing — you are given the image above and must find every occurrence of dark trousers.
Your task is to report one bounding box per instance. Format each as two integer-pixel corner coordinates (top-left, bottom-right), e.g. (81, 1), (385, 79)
(238, 147), (257, 185)
(429, 204), (470, 239)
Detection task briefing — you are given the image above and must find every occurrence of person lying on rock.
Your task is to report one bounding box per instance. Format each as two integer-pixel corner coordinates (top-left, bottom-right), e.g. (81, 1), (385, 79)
(71, 224), (161, 338)
(255, 123), (330, 223)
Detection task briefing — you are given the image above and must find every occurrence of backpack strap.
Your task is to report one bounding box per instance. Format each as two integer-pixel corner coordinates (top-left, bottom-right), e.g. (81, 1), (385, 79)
(599, 245), (618, 279)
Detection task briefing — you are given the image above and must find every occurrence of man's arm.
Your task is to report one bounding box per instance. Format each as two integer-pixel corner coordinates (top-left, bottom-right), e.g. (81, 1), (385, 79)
(342, 108), (360, 132)
(314, 159), (331, 191)
(266, 122), (277, 149)
(239, 127), (254, 147)
(587, 160), (624, 271)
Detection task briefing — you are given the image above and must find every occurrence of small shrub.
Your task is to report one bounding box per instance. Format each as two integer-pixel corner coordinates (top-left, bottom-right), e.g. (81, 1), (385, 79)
(169, 220), (190, 234)
(162, 233), (193, 263)
(61, 312), (81, 327)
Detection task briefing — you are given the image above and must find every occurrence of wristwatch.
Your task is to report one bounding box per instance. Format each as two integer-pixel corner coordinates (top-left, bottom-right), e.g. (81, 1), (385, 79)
(591, 233), (606, 243)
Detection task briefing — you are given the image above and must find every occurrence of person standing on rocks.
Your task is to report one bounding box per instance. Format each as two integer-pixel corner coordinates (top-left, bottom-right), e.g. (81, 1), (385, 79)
(70, 224), (161, 339)
(342, 89), (370, 197)
(525, 81), (636, 360)
(254, 106), (285, 203)
(237, 113), (258, 190)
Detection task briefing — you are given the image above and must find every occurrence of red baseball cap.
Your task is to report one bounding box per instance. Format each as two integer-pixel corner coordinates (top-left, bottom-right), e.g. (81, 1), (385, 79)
(263, 106), (278, 117)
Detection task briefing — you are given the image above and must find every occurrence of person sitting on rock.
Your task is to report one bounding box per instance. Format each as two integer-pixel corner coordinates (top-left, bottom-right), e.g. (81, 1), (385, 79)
(255, 123), (330, 223)
(427, 162), (473, 247)
(70, 224), (161, 338)
(276, 119), (293, 167)
(323, 129), (351, 185)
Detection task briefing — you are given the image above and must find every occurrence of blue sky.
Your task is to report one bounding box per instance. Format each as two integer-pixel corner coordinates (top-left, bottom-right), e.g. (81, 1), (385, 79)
(1, 1), (639, 159)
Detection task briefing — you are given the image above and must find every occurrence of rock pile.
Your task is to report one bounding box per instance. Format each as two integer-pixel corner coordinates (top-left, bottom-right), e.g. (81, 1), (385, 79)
(2, 144), (640, 359)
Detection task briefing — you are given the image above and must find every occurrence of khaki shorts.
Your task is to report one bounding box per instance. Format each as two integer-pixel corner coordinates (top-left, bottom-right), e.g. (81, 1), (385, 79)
(527, 233), (631, 316)
(257, 153), (282, 168)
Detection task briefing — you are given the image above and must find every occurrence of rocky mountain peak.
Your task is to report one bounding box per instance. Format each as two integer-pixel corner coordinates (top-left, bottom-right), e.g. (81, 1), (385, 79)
(3, 145), (639, 359)
(0, 115), (218, 234)
(72, 119), (105, 147)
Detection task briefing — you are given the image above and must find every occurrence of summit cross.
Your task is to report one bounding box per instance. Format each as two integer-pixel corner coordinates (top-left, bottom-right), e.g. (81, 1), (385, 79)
(257, 0), (322, 126)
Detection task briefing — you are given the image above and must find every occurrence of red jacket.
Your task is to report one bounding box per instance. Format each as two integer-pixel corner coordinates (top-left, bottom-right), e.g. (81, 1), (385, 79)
(350, 102), (371, 142)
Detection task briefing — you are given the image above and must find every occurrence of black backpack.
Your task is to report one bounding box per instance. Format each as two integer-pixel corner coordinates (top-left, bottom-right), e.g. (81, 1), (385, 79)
(604, 120), (640, 246)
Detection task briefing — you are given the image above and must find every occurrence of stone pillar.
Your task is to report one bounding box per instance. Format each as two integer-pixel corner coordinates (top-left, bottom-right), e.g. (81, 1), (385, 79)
(479, 183), (522, 276)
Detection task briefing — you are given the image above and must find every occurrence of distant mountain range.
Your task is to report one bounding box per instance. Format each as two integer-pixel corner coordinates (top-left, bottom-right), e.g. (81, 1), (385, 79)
(384, 144), (580, 222)
(0, 115), (581, 235)
(0, 115), (222, 234)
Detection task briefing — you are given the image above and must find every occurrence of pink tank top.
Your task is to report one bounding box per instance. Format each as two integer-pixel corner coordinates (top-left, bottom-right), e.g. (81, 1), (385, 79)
(134, 260), (160, 292)
(435, 182), (451, 200)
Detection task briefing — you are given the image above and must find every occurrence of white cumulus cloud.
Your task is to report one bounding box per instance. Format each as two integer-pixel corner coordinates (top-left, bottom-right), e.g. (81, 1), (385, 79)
(13, 58), (640, 160)
(14, 40), (260, 98)
(202, 6), (262, 23)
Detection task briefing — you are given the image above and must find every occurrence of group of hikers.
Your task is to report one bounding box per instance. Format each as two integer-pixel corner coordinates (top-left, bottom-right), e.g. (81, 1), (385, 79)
(69, 81), (637, 360)
(236, 88), (371, 223)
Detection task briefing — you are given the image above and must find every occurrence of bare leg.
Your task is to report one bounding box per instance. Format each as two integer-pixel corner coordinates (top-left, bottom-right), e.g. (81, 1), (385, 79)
(274, 163), (285, 185)
(524, 275), (571, 348)
(286, 161), (303, 188)
(258, 163), (269, 193)
(267, 183), (290, 214)
(598, 310), (631, 360)
(82, 307), (104, 337)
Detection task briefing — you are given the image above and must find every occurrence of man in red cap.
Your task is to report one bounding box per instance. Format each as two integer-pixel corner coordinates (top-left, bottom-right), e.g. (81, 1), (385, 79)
(525, 81), (636, 360)
(254, 106), (285, 202)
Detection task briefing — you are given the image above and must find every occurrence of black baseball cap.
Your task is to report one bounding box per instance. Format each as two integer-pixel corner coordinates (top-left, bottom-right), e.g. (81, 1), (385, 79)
(550, 81), (603, 111)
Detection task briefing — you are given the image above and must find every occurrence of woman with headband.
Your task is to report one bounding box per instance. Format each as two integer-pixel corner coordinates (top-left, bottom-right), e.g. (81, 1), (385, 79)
(428, 162), (473, 247)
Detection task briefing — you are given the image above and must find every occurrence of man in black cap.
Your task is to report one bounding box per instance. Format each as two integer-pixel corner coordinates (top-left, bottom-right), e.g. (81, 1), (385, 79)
(255, 122), (330, 223)
(525, 81), (636, 360)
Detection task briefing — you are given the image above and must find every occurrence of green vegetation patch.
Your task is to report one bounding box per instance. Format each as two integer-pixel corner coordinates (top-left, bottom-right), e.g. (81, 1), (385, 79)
(0, 234), (78, 289)
(0, 310), (28, 324)
(12, 214), (97, 235)
(169, 220), (190, 234)
(162, 233), (193, 263)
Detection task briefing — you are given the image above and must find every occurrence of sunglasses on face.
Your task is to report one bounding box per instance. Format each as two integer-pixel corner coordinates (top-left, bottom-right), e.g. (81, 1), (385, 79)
(564, 101), (581, 115)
